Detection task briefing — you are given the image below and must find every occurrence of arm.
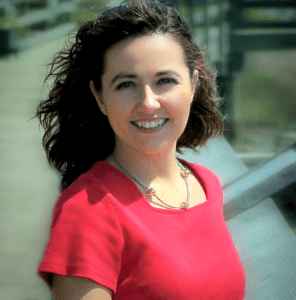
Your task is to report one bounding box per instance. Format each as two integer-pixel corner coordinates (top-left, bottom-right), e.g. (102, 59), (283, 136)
(52, 274), (112, 300)
(38, 176), (123, 297)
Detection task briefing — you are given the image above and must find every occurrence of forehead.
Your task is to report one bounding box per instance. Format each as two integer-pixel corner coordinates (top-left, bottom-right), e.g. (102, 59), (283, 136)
(102, 34), (188, 77)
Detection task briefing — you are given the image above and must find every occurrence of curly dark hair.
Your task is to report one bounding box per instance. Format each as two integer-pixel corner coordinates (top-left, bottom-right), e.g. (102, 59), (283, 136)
(36, 0), (224, 191)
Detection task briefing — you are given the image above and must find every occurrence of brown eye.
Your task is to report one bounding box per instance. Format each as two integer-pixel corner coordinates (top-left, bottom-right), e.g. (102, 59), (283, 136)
(116, 81), (136, 90)
(157, 78), (178, 85)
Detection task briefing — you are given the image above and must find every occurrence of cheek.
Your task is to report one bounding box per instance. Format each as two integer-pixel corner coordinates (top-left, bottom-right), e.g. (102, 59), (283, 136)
(104, 96), (133, 124)
(171, 90), (193, 116)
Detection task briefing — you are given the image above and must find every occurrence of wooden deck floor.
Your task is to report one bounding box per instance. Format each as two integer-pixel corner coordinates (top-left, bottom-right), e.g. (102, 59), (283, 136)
(0, 36), (69, 300)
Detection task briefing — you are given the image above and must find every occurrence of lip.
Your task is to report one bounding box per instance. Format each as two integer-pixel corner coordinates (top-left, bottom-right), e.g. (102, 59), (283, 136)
(131, 117), (167, 122)
(131, 118), (169, 133)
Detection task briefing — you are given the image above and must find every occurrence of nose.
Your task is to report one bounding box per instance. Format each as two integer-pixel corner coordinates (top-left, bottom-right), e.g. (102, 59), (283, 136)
(137, 85), (161, 114)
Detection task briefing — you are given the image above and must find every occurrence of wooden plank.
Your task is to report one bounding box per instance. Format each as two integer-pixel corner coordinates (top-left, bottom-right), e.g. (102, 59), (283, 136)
(227, 198), (296, 299)
(223, 143), (296, 220)
(182, 137), (249, 186)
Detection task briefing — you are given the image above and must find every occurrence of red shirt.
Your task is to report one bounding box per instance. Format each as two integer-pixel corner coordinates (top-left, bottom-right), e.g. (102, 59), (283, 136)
(38, 160), (246, 299)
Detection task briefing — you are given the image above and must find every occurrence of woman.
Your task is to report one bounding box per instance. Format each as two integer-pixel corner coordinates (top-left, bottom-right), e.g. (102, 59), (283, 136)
(37, 1), (246, 299)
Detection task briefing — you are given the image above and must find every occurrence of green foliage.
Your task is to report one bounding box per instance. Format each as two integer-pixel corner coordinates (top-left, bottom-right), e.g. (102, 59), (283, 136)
(72, 9), (96, 24)
(0, 16), (25, 35)
(73, 0), (110, 25)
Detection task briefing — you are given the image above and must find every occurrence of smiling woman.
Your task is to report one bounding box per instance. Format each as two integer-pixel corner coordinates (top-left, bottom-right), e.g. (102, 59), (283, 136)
(89, 33), (198, 156)
(36, 1), (245, 299)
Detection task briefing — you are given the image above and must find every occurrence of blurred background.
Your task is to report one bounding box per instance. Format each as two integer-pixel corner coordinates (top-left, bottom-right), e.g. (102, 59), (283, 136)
(0, 0), (296, 299)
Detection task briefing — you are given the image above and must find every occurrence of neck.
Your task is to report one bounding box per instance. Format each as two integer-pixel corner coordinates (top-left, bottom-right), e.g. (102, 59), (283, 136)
(110, 145), (181, 185)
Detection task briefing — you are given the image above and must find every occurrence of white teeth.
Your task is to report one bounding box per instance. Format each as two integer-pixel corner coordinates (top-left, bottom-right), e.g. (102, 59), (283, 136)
(133, 119), (167, 129)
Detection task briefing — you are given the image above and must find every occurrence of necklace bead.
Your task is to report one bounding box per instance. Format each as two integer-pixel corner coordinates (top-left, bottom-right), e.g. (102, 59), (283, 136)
(181, 201), (190, 209)
(111, 154), (190, 209)
(147, 188), (156, 197)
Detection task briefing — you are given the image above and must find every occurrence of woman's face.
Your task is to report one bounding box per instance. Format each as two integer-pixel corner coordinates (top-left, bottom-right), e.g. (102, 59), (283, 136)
(90, 33), (198, 155)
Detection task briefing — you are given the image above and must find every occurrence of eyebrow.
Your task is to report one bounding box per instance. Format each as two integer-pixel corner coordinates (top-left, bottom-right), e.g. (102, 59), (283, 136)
(155, 70), (182, 80)
(110, 70), (182, 87)
(110, 72), (137, 87)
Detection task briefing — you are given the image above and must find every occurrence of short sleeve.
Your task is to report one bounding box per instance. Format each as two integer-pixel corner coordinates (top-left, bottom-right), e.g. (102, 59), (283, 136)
(38, 174), (124, 293)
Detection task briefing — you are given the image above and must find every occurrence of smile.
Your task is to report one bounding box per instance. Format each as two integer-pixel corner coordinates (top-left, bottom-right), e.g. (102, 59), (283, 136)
(131, 118), (168, 129)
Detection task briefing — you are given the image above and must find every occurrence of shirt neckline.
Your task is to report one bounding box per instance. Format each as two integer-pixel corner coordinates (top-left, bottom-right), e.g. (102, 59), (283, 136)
(98, 160), (210, 214)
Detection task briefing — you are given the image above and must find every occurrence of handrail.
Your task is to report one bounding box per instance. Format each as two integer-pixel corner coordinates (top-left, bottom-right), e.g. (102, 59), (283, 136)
(223, 142), (296, 221)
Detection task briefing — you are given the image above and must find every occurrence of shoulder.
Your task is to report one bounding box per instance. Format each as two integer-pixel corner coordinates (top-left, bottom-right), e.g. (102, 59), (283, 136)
(61, 161), (111, 198)
(51, 161), (122, 231)
(56, 161), (121, 206)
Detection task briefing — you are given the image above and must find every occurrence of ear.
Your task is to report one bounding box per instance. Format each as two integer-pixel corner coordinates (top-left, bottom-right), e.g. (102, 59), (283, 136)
(192, 70), (199, 91)
(191, 70), (199, 101)
(89, 80), (107, 115)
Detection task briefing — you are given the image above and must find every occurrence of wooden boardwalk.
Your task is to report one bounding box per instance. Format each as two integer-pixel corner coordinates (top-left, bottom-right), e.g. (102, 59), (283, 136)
(0, 35), (68, 300)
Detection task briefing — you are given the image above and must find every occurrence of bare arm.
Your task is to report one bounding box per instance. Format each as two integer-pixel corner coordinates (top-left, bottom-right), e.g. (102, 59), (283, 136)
(52, 274), (112, 300)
